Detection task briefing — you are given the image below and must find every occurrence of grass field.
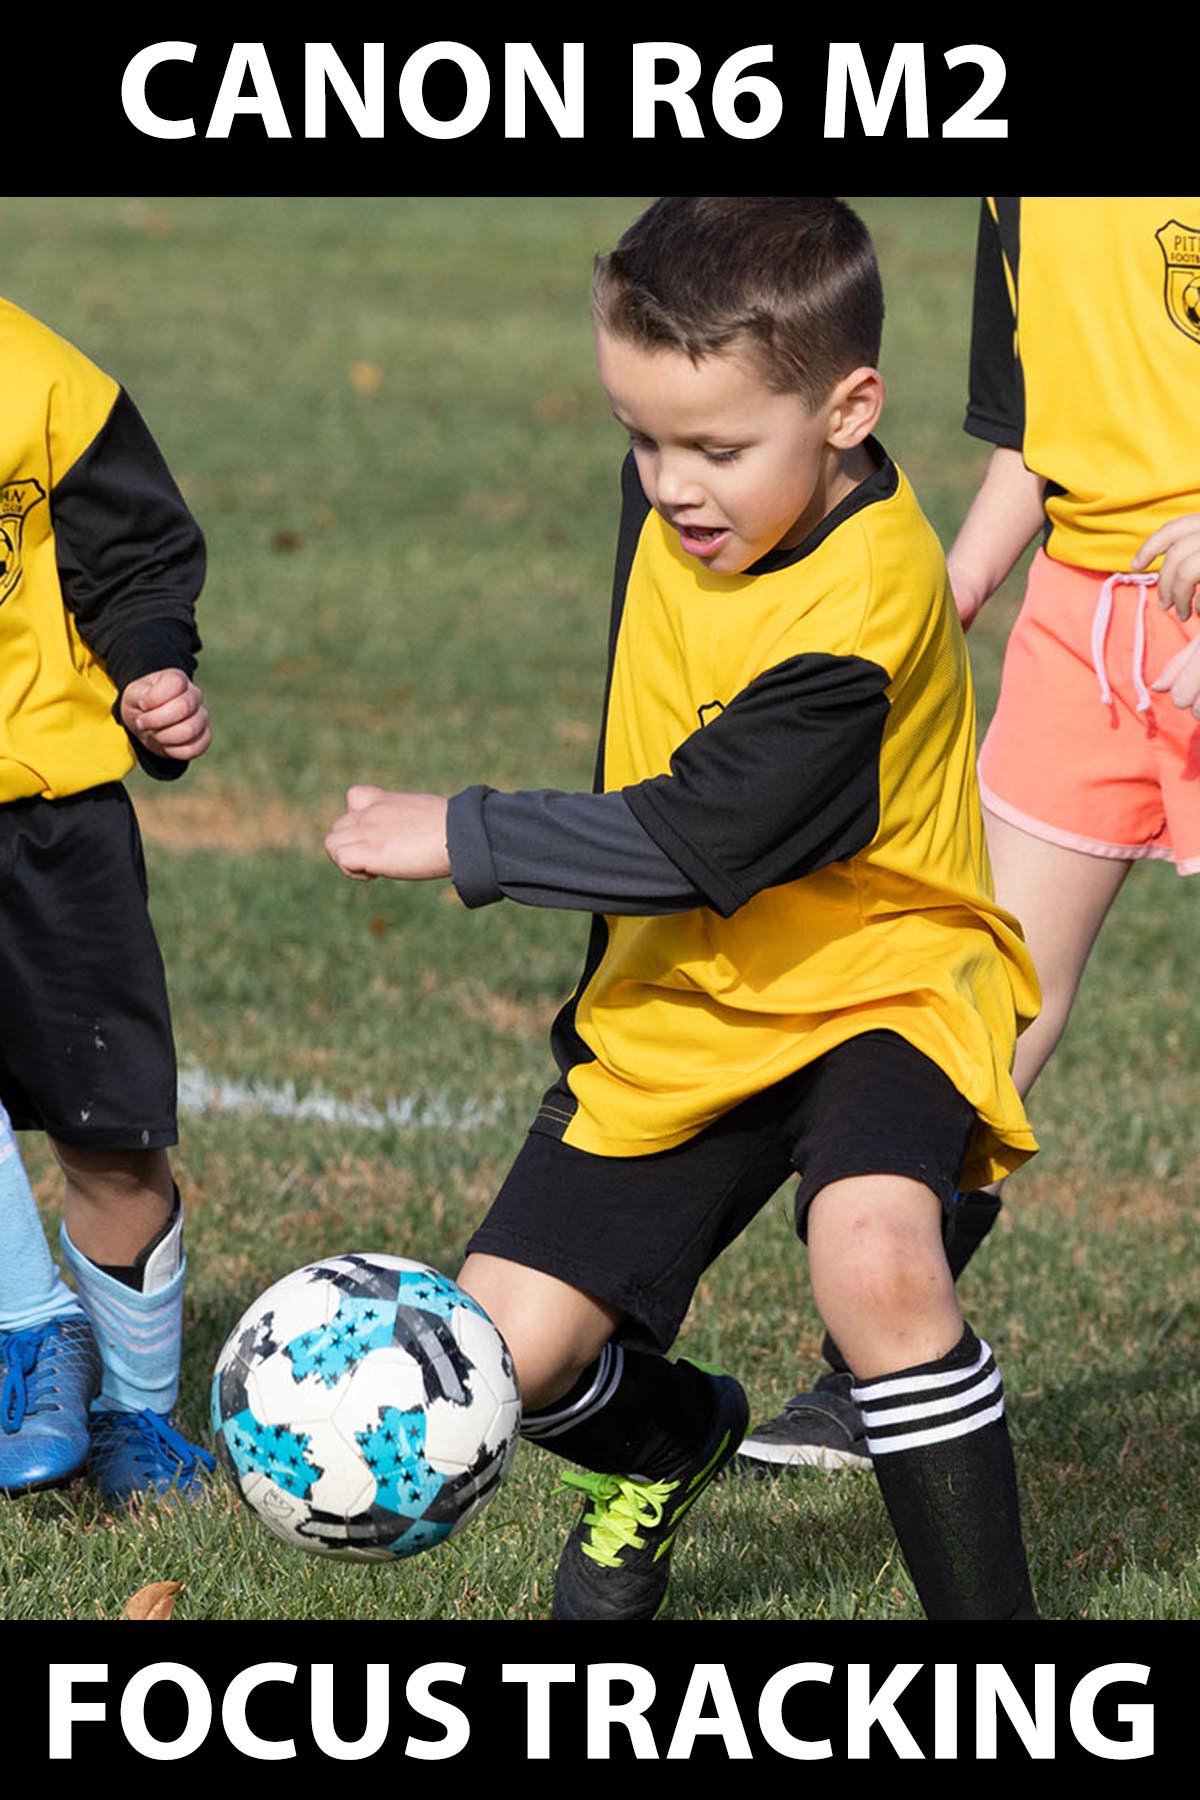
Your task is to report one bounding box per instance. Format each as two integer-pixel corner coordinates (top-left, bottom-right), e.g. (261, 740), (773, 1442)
(1, 196), (1196, 1624)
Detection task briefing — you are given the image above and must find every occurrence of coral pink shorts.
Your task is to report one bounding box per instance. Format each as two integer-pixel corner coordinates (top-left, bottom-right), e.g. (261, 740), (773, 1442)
(979, 550), (1200, 875)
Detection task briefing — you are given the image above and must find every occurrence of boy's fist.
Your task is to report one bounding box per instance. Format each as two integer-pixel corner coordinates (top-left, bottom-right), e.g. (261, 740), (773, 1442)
(325, 787), (451, 882)
(120, 668), (212, 761)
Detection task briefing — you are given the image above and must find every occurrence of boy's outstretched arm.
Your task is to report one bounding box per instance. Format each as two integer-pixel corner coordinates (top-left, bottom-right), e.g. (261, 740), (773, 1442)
(327, 650), (890, 919)
(326, 783), (702, 910)
(945, 447), (1046, 629)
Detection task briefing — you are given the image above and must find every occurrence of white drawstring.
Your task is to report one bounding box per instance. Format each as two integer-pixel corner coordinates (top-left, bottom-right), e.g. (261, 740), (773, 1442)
(1090, 573), (1158, 711)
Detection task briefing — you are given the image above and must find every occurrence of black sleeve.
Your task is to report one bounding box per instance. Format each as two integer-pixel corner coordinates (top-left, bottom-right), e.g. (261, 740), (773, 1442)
(963, 197), (1025, 451)
(624, 652), (890, 918)
(51, 387), (206, 781)
(447, 784), (704, 913)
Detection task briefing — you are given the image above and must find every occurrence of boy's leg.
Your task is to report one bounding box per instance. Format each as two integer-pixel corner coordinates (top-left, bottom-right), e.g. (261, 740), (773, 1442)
(738, 827), (1132, 1476)
(459, 1250), (748, 1621)
(0, 1103), (100, 1492)
(55, 1140), (214, 1500)
(807, 1174), (1037, 1620)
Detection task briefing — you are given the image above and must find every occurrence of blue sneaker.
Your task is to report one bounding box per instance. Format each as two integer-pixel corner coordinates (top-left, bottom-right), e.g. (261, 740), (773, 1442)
(0, 1315), (102, 1493)
(88, 1408), (216, 1503)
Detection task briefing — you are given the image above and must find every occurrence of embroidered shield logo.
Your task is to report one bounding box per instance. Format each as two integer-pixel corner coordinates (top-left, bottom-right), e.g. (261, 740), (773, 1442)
(1155, 220), (1200, 345)
(0, 479), (46, 605)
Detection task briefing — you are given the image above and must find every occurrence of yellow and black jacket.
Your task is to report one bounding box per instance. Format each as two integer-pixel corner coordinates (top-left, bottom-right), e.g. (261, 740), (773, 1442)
(448, 447), (1039, 1189)
(966, 196), (1200, 570)
(0, 297), (204, 801)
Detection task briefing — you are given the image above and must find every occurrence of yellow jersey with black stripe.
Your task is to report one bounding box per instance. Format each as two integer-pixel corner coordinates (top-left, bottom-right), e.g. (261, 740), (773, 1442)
(532, 448), (1039, 1189)
(0, 297), (204, 801)
(965, 197), (1200, 570)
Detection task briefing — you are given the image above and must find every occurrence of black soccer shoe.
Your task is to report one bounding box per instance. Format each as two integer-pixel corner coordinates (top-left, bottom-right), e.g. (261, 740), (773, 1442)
(550, 1367), (749, 1621)
(733, 1370), (872, 1475)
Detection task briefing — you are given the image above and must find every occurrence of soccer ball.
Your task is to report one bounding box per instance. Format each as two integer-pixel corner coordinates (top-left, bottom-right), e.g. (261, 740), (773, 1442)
(210, 1253), (521, 1562)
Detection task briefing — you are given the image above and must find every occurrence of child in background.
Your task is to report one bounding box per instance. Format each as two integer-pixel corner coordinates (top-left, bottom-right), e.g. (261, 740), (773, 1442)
(0, 297), (214, 1501)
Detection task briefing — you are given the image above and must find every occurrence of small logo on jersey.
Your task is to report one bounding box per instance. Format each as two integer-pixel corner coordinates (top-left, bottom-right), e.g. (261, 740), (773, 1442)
(0, 479), (46, 605)
(1155, 221), (1200, 345)
(698, 700), (725, 727)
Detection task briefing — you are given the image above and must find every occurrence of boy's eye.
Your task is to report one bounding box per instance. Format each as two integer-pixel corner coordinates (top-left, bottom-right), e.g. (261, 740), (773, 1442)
(704, 448), (742, 465)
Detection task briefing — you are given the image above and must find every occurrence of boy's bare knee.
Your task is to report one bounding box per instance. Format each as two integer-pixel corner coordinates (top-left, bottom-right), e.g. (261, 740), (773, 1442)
(806, 1175), (960, 1378)
(457, 1251), (621, 1412)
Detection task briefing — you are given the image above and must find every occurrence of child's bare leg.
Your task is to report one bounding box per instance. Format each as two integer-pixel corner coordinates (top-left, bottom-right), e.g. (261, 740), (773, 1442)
(53, 1139), (193, 1438)
(49, 1140), (174, 1267)
(807, 1173), (1037, 1619)
(806, 1174), (959, 1377)
(985, 813), (1131, 1100)
(458, 1251), (621, 1410)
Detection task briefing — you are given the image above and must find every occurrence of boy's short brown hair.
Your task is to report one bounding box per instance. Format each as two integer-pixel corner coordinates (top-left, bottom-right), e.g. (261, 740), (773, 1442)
(592, 196), (883, 410)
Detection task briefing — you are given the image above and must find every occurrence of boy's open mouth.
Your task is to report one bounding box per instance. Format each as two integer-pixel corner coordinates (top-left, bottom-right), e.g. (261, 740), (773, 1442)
(677, 524), (731, 558)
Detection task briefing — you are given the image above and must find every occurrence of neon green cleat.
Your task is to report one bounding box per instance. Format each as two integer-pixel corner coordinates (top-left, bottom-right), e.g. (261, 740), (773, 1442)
(550, 1368), (748, 1621)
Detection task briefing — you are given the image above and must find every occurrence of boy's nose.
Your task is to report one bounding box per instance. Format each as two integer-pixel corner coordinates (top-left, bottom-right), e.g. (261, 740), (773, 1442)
(655, 464), (706, 511)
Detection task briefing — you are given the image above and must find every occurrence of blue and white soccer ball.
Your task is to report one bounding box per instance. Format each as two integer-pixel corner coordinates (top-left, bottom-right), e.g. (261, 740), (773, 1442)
(211, 1253), (521, 1562)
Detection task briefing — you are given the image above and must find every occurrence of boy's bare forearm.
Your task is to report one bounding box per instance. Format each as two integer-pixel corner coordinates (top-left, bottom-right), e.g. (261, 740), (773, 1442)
(946, 447), (1046, 628)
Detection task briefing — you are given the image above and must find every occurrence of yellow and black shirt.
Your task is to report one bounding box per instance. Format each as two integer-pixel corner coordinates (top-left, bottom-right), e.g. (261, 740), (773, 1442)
(0, 297), (204, 802)
(448, 447), (1039, 1189)
(966, 196), (1200, 570)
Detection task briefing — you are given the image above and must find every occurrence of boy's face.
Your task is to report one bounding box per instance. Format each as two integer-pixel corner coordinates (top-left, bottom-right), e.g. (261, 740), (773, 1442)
(595, 328), (875, 576)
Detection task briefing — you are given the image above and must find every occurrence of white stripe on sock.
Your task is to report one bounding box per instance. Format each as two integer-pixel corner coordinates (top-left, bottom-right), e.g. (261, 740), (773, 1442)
(521, 1343), (625, 1441)
(858, 1364), (1002, 1430)
(851, 1338), (993, 1404)
(865, 1395), (1007, 1456)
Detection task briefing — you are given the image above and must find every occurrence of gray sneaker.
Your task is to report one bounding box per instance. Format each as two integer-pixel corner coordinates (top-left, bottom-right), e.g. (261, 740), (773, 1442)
(734, 1371), (871, 1474)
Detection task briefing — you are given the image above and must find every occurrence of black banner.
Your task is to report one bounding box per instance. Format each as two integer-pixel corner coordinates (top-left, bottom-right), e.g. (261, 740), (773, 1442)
(20, 1620), (1187, 1770)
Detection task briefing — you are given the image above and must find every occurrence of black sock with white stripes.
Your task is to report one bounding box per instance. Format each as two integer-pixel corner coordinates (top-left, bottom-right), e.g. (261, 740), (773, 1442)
(852, 1324), (1038, 1620)
(519, 1343), (716, 1480)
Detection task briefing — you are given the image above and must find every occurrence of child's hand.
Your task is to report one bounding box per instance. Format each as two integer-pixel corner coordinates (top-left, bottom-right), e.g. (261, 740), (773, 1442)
(1132, 515), (1200, 620)
(325, 785), (451, 882)
(1151, 637), (1200, 719)
(120, 668), (212, 760)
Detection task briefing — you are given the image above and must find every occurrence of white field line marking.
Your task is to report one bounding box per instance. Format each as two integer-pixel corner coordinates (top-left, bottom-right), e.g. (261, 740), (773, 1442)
(178, 1068), (506, 1133)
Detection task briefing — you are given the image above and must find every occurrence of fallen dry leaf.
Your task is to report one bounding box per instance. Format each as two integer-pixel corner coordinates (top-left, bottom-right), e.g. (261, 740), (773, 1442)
(350, 361), (383, 397)
(124, 1580), (183, 1620)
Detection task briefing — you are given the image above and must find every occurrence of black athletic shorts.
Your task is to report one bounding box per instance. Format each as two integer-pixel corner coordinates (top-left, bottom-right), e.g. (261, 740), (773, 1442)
(466, 1030), (976, 1353)
(0, 783), (178, 1147)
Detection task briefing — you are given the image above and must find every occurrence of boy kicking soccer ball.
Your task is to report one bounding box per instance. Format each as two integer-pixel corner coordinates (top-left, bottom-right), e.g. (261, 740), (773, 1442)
(326, 196), (1042, 1621)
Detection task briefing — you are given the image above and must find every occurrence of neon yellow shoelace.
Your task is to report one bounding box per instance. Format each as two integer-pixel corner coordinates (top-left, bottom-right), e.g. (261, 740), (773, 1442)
(556, 1468), (678, 1567)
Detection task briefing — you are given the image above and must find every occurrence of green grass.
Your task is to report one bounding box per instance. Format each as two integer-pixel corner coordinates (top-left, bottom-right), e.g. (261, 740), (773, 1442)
(1, 197), (1197, 1623)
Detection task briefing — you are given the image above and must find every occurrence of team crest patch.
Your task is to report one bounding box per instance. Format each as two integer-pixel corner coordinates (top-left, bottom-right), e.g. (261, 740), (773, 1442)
(1155, 221), (1200, 345)
(0, 479), (46, 605)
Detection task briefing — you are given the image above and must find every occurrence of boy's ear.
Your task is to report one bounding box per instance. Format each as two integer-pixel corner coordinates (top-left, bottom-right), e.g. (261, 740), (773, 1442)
(827, 367), (885, 449)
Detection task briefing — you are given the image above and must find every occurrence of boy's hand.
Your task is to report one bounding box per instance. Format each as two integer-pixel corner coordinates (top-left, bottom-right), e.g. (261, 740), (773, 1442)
(325, 785), (451, 882)
(1151, 637), (1200, 719)
(120, 668), (212, 760)
(1132, 514), (1200, 620)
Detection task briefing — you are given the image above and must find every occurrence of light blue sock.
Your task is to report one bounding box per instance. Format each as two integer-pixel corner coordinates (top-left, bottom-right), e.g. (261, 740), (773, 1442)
(59, 1212), (183, 1415)
(0, 1102), (82, 1333)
